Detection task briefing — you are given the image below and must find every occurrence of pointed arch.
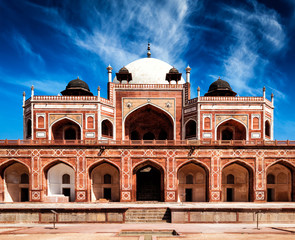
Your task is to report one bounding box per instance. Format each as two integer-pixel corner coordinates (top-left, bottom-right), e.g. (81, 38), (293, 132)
(49, 116), (82, 140)
(89, 160), (120, 202)
(132, 160), (165, 201)
(184, 119), (197, 139)
(221, 160), (254, 202)
(215, 118), (248, 140)
(0, 160), (30, 202)
(177, 160), (209, 202)
(266, 160), (295, 202)
(123, 103), (175, 140)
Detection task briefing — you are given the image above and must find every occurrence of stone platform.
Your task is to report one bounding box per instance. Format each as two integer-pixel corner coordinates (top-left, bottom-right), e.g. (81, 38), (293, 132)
(1, 202), (295, 224)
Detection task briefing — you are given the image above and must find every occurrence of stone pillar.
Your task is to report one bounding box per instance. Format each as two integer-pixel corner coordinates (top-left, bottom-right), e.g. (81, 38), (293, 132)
(121, 150), (132, 202)
(166, 150), (177, 202)
(75, 149), (88, 202)
(254, 153), (266, 202)
(197, 86), (200, 98)
(31, 149), (42, 202)
(263, 86), (266, 99)
(210, 150), (222, 202)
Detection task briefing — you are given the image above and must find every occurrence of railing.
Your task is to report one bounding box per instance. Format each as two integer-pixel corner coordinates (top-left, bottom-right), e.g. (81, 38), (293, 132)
(32, 96), (99, 101)
(187, 96), (270, 105)
(0, 139), (294, 146)
(114, 83), (184, 89)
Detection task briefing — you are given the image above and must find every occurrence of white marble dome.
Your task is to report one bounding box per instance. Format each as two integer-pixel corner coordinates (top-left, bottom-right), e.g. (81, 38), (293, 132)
(113, 58), (185, 84)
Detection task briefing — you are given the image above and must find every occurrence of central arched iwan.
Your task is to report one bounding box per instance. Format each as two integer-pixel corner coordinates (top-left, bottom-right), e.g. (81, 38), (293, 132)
(125, 105), (174, 140)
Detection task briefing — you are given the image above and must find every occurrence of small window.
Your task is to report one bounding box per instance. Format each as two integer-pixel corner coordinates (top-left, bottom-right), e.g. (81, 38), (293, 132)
(253, 117), (259, 130)
(267, 174), (275, 184)
(104, 174), (112, 184)
(227, 174), (234, 184)
(186, 174), (193, 184)
(87, 116), (94, 129)
(62, 174), (70, 184)
(37, 116), (45, 129)
(204, 117), (211, 129)
(20, 173), (29, 184)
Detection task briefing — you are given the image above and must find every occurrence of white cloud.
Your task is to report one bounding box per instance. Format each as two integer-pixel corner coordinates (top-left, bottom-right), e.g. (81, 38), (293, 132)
(31, 0), (200, 71)
(220, 0), (286, 97)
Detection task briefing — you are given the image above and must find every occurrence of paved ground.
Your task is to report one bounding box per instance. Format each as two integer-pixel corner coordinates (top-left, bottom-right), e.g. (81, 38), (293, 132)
(0, 223), (295, 239)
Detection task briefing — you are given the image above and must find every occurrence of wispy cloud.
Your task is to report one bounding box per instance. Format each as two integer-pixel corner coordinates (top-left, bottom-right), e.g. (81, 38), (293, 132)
(30, 0), (201, 71)
(218, 0), (287, 97)
(13, 32), (44, 63)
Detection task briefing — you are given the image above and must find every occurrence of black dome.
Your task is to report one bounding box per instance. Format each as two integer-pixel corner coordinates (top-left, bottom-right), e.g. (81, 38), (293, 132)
(205, 77), (237, 96)
(61, 77), (93, 96)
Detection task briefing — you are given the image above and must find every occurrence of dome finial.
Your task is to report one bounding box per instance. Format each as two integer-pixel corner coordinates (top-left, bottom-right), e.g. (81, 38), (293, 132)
(147, 42), (151, 58)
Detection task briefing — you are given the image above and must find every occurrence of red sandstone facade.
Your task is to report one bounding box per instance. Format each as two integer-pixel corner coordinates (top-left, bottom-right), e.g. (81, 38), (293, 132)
(2, 54), (292, 204)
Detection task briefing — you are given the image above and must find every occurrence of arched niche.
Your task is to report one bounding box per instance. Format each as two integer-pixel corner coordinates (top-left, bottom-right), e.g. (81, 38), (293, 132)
(266, 162), (294, 202)
(1, 162), (30, 202)
(90, 162), (120, 202)
(217, 119), (246, 140)
(46, 163), (75, 202)
(133, 161), (164, 201)
(101, 119), (113, 138)
(177, 162), (208, 202)
(265, 120), (271, 138)
(26, 119), (32, 139)
(125, 105), (173, 140)
(222, 162), (253, 202)
(51, 118), (81, 140)
(185, 120), (196, 139)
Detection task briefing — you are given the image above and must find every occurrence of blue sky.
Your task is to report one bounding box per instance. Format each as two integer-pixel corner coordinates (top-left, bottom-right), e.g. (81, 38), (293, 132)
(0, 0), (295, 140)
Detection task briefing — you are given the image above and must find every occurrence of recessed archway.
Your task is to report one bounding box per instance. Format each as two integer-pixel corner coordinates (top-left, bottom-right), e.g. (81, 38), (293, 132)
(133, 161), (164, 201)
(222, 161), (254, 202)
(125, 104), (174, 140)
(217, 119), (247, 140)
(177, 162), (209, 202)
(0, 161), (30, 202)
(45, 162), (75, 202)
(266, 162), (294, 202)
(51, 118), (81, 140)
(89, 162), (120, 202)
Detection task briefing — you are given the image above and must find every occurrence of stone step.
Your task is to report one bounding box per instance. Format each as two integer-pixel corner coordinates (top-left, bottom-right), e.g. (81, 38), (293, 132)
(125, 208), (171, 223)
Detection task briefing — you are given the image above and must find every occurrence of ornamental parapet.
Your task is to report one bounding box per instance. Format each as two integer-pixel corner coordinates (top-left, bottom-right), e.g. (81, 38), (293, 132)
(0, 139), (294, 147)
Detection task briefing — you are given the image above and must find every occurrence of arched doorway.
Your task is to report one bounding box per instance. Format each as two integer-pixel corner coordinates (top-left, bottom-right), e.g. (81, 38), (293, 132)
(125, 105), (173, 140)
(51, 118), (81, 140)
(90, 162), (120, 202)
(222, 162), (253, 202)
(45, 162), (75, 202)
(101, 120), (113, 139)
(266, 162), (294, 202)
(177, 162), (208, 202)
(133, 162), (164, 201)
(185, 120), (197, 139)
(217, 119), (246, 140)
(0, 162), (30, 202)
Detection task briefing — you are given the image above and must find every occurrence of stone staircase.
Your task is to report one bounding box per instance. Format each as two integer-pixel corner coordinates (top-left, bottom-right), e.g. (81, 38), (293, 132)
(125, 208), (171, 223)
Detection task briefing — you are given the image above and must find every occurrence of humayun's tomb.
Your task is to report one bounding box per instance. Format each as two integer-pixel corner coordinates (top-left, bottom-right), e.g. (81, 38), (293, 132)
(2, 44), (295, 215)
